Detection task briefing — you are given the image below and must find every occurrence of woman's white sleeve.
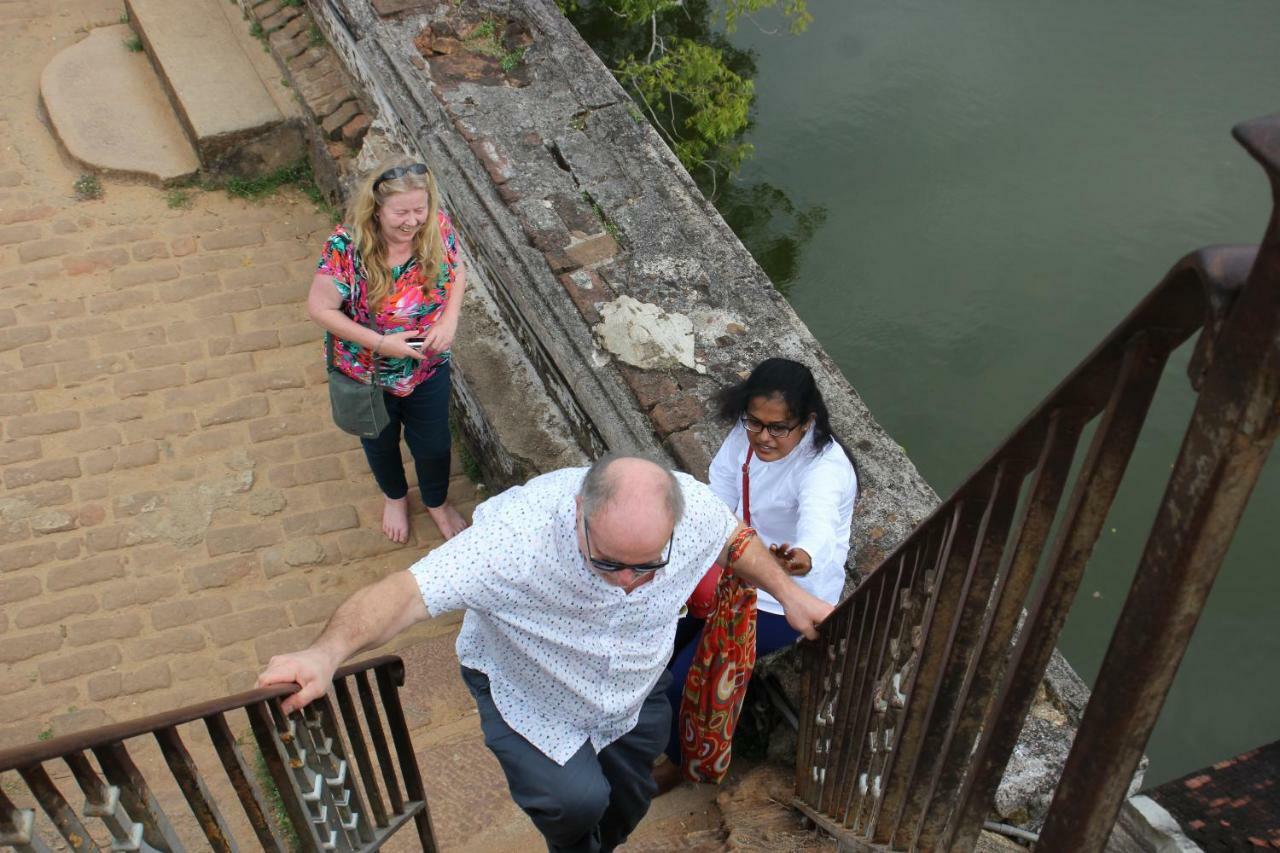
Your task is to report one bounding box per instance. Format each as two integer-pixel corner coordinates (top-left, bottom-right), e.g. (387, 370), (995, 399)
(793, 454), (856, 570)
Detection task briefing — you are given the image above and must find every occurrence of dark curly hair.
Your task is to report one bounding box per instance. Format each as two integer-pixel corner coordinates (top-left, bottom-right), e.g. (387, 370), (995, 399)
(715, 358), (838, 454)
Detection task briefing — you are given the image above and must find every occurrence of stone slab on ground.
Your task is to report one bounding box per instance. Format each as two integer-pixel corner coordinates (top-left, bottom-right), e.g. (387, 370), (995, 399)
(127, 0), (287, 162)
(39, 24), (200, 183)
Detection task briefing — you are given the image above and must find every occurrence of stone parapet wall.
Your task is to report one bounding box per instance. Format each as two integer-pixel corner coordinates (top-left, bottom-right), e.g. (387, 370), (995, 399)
(307, 0), (938, 576)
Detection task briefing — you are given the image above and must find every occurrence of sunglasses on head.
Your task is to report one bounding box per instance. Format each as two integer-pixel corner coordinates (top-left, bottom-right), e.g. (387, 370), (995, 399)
(373, 162), (429, 193)
(583, 517), (672, 574)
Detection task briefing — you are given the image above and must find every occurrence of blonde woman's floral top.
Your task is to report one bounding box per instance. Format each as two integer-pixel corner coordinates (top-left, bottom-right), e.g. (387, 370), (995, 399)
(318, 211), (459, 396)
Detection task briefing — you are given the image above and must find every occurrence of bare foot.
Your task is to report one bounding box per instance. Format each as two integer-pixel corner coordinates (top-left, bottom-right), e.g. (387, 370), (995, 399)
(652, 757), (683, 797)
(382, 496), (411, 544)
(425, 501), (469, 540)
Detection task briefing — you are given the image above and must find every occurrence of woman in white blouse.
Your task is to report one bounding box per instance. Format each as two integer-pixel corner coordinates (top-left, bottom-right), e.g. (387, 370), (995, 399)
(657, 357), (858, 792)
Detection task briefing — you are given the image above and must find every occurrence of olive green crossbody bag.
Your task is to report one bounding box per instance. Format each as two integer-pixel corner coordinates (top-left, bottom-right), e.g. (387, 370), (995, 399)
(326, 273), (390, 438)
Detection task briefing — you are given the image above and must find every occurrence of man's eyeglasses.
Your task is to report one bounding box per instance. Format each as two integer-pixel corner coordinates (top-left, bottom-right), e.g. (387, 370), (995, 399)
(373, 163), (429, 193)
(583, 517), (672, 574)
(742, 416), (802, 438)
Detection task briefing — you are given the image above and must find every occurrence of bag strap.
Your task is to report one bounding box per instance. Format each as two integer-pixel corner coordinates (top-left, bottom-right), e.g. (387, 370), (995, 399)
(325, 249), (380, 386)
(741, 446), (754, 526)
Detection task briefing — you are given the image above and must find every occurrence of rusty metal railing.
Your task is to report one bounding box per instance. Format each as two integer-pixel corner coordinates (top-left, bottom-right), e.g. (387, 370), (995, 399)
(0, 655), (437, 852)
(792, 114), (1280, 852)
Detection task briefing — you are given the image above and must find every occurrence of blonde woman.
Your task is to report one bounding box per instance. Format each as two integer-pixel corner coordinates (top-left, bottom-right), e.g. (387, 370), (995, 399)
(307, 157), (469, 542)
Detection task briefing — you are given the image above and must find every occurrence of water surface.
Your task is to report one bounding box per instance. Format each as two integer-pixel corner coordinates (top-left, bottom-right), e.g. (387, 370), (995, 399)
(727, 0), (1280, 784)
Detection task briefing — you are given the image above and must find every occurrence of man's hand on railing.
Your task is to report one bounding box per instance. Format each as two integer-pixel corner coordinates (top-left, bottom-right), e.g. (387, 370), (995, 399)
(257, 648), (339, 715)
(780, 586), (835, 641)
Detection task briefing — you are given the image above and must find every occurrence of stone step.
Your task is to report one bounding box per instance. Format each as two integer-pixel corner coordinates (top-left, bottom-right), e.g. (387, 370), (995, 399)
(126, 0), (304, 173)
(39, 24), (200, 183)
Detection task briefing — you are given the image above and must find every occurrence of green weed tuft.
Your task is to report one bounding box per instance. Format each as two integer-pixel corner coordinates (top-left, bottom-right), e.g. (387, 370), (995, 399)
(124, 35), (144, 52)
(166, 188), (193, 209)
(203, 159), (340, 223)
(500, 46), (526, 72)
(243, 734), (302, 852)
(73, 174), (103, 201)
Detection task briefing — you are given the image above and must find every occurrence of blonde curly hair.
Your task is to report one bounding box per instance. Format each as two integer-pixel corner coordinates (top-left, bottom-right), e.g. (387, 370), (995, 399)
(345, 155), (445, 312)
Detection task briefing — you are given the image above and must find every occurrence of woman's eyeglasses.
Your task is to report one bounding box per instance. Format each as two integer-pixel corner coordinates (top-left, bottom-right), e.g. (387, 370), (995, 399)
(583, 518), (672, 574)
(741, 416), (802, 438)
(373, 163), (429, 192)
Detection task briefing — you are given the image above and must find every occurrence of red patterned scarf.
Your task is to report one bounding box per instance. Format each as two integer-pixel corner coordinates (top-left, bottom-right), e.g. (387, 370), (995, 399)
(679, 449), (758, 783)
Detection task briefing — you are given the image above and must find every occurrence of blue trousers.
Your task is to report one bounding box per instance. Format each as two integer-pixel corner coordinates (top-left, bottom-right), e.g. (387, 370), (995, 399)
(360, 362), (452, 507)
(462, 667), (672, 853)
(664, 611), (800, 764)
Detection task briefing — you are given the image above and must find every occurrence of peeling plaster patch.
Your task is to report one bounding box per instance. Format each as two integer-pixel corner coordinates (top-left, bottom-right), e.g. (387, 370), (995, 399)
(594, 295), (698, 371)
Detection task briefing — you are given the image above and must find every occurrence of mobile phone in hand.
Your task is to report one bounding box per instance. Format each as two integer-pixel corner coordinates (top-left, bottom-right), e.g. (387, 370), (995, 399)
(407, 338), (426, 352)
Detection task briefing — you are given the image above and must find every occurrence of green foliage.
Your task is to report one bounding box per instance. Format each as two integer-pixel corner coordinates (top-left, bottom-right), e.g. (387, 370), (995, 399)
(607, 0), (682, 25)
(73, 173), (103, 201)
(282, 0), (303, 6)
(249, 20), (265, 38)
(124, 34), (144, 52)
(500, 46), (527, 72)
(616, 38), (754, 172)
(565, 0), (824, 296)
(308, 23), (324, 46)
(565, 0), (805, 182)
(203, 159), (340, 223)
(36, 727), (52, 742)
(722, 0), (811, 33)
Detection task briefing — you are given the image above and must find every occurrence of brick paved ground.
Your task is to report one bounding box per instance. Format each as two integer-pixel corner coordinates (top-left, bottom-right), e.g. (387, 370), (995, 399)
(0, 0), (476, 749)
(0, 4), (736, 850)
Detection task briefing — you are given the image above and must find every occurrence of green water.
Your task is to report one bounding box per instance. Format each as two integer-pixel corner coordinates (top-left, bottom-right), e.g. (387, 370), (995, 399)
(724, 0), (1280, 785)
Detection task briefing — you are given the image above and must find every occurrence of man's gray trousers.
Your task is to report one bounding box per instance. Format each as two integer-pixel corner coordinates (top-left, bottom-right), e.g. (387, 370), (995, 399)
(461, 667), (673, 853)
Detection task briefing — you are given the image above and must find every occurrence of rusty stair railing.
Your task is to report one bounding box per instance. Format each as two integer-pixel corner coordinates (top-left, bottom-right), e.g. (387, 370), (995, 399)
(792, 113), (1280, 852)
(0, 655), (437, 852)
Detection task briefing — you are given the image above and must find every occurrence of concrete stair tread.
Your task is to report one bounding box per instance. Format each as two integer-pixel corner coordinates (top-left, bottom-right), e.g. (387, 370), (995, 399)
(128, 0), (285, 154)
(39, 24), (200, 183)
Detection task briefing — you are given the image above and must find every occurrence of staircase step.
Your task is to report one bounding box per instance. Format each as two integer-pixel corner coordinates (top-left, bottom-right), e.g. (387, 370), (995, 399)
(39, 24), (200, 183)
(126, 0), (302, 171)
(212, 0), (305, 125)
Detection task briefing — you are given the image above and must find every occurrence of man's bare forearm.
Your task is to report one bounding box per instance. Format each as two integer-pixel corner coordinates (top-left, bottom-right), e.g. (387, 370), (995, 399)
(720, 525), (799, 605)
(311, 571), (428, 668)
(720, 524), (834, 640)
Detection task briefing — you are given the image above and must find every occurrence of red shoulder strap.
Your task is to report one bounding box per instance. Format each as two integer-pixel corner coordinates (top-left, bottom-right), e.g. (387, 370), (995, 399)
(741, 446), (754, 525)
